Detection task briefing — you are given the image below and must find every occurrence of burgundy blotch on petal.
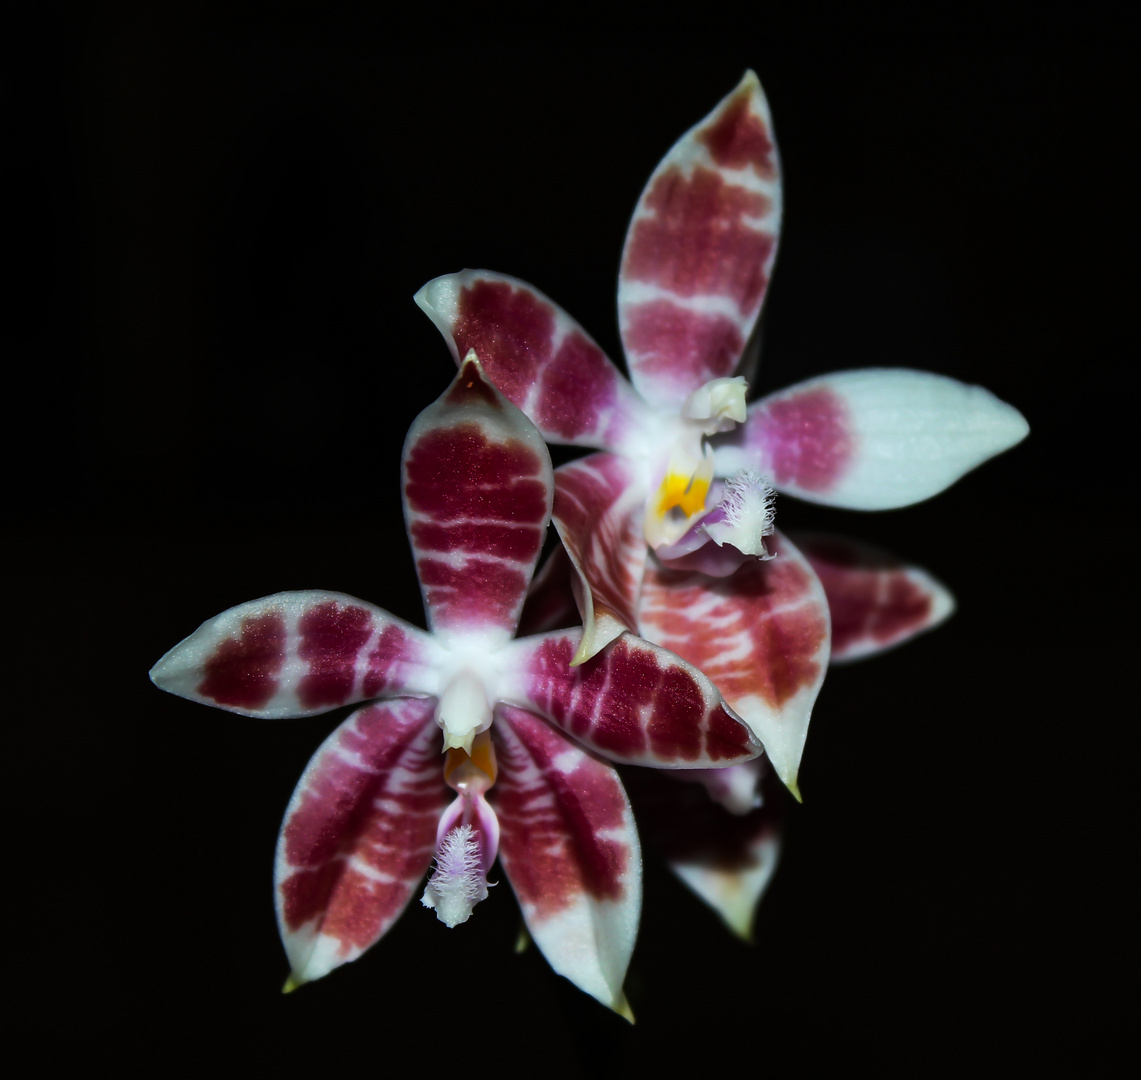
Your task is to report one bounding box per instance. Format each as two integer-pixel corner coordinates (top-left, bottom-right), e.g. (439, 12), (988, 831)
(502, 631), (761, 769)
(275, 698), (450, 986)
(792, 532), (956, 662)
(149, 591), (441, 718)
(618, 70), (782, 407)
(492, 704), (639, 1014)
(402, 355), (553, 645)
(415, 271), (649, 450)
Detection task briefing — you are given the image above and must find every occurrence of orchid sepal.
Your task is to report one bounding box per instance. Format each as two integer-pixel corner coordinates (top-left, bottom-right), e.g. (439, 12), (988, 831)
(402, 351), (553, 648)
(792, 531), (956, 662)
(622, 756), (783, 942)
(149, 590), (443, 718)
(715, 368), (1030, 509)
(618, 69), (781, 408)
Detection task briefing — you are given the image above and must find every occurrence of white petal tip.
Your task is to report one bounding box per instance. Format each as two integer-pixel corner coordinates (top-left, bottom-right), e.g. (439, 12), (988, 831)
(282, 973), (306, 994)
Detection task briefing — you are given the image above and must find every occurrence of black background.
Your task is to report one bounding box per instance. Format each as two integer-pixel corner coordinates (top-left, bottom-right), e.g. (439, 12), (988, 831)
(9, 3), (1122, 1074)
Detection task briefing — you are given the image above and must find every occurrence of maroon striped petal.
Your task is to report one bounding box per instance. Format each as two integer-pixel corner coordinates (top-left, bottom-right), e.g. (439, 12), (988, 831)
(637, 531), (830, 797)
(274, 698), (449, 987)
(792, 531), (956, 663)
(500, 630), (761, 768)
(552, 453), (649, 663)
(402, 354), (553, 646)
(492, 704), (639, 1016)
(618, 70), (781, 408)
(149, 591), (442, 717)
(415, 270), (650, 450)
(622, 756), (783, 941)
(717, 369), (1029, 509)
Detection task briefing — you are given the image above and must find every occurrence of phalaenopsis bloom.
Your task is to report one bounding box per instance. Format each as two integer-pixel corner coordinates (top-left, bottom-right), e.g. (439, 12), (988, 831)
(415, 71), (1028, 931)
(150, 356), (762, 1015)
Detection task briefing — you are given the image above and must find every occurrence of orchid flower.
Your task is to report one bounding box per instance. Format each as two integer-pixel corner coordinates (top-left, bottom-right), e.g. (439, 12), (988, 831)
(415, 70), (1028, 795)
(150, 355), (761, 1015)
(521, 531), (956, 938)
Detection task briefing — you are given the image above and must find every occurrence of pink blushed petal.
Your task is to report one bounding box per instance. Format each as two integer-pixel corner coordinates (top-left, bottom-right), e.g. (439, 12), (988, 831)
(792, 531), (956, 663)
(622, 756), (782, 941)
(402, 356), (553, 646)
(415, 271), (650, 450)
(719, 369), (1029, 509)
(552, 453), (649, 663)
(274, 698), (449, 985)
(618, 71), (781, 407)
(492, 705), (640, 1015)
(149, 591), (442, 718)
(501, 631), (761, 769)
(637, 531), (831, 795)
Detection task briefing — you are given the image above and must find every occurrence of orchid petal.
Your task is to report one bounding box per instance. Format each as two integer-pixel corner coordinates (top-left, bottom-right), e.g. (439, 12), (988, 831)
(149, 591), (441, 718)
(492, 705), (640, 1017)
(402, 354), (552, 647)
(792, 531), (956, 662)
(501, 630), (762, 768)
(275, 698), (449, 987)
(718, 369), (1029, 509)
(623, 756), (782, 941)
(660, 761), (764, 816)
(518, 542), (579, 637)
(637, 531), (831, 796)
(415, 270), (649, 451)
(618, 70), (781, 407)
(551, 453), (649, 663)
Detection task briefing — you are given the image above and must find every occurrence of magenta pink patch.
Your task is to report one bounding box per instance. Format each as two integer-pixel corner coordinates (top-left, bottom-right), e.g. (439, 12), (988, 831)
(698, 89), (777, 178)
(493, 706), (629, 916)
(296, 602), (373, 709)
(756, 387), (854, 493)
(623, 301), (745, 392)
(198, 612), (286, 709)
(623, 166), (773, 314)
